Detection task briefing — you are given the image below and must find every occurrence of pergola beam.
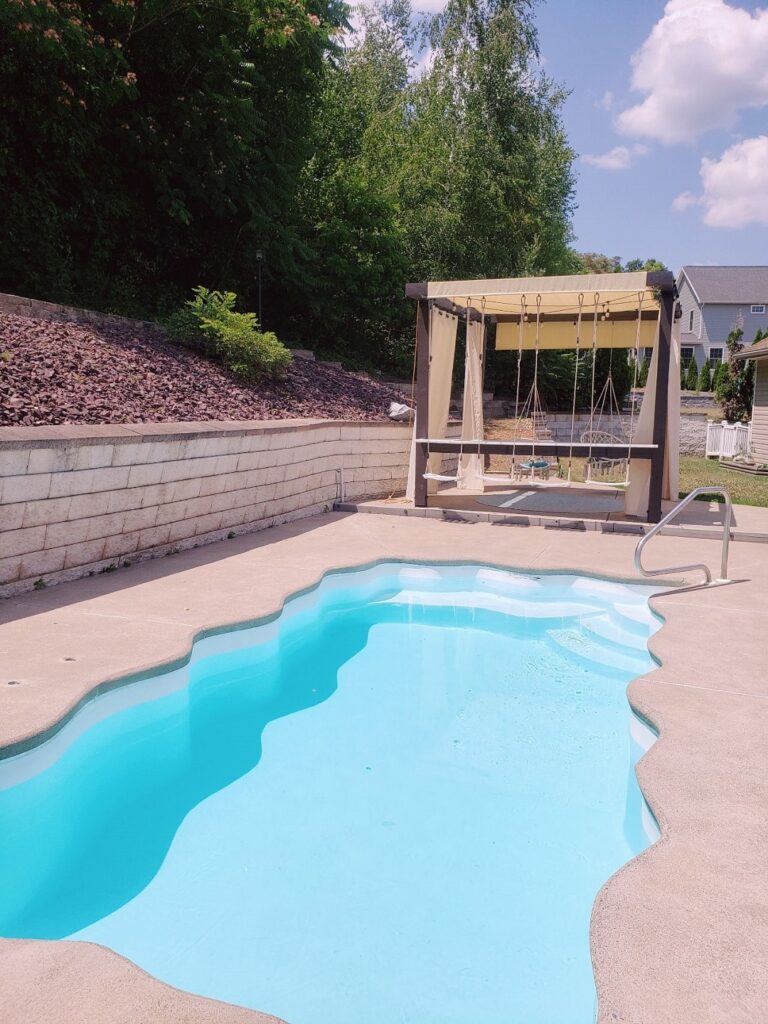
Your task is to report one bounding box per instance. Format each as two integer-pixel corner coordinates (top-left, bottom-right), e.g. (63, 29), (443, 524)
(418, 441), (657, 459)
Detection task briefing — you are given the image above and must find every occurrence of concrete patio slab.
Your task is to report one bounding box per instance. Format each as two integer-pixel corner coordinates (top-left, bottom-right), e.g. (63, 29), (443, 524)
(0, 511), (766, 1024)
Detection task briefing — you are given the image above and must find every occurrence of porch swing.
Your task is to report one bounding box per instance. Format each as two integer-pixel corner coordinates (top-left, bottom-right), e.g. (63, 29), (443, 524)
(407, 268), (677, 524)
(581, 292), (644, 488)
(478, 294), (559, 486)
(421, 284), (651, 495)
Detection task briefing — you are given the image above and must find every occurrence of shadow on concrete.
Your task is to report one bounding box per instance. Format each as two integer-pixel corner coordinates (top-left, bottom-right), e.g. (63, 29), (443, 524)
(0, 512), (356, 627)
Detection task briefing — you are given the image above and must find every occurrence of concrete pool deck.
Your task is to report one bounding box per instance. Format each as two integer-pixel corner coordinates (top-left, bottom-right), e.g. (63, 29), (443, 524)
(0, 511), (766, 1023)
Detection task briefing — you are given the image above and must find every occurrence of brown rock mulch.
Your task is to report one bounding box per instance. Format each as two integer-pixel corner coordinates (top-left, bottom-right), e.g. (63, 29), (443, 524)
(0, 313), (407, 426)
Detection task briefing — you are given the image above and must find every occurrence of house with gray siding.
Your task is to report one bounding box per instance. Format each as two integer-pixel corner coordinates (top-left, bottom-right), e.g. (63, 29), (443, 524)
(673, 266), (768, 375)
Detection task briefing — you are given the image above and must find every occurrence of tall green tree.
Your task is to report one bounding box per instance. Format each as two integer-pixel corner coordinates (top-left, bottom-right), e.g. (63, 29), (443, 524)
(286, 0), (578, 370)
(685, 354), (699, 391)
(638, 353), (650, 388)
(0, 0), (346, 315)
(716, 326), (757, 422)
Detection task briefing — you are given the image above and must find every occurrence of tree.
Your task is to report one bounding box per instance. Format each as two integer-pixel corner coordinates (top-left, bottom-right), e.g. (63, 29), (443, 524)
(717, 326), (756, 422)
(638, 353), (650, 388)
(576, 255), (668, 274)
(578, 253), (622, 274)
(685, 354), (699, 391)
(286, 0), (578, 370)
(697, 360), (712, 392)
(0, 0), (348, 316)
(623, 258), (667, 273)
(713, 360), (728, 396)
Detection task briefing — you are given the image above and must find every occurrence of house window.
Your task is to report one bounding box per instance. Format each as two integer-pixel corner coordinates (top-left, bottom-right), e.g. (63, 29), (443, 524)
(709, 347), (723, 367)
(681, 346), (694, 364)
(688, 309), (695, 331)
(751, 304), (766, 314)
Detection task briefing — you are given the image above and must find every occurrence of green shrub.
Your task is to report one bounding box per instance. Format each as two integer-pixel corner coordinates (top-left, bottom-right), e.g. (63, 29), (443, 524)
(637, 354), (650, 388)
(714, 359), (729, 398)
(697, 360), (712, 392)
(685, 354), (699, 391)
(165, 287), (292, 382)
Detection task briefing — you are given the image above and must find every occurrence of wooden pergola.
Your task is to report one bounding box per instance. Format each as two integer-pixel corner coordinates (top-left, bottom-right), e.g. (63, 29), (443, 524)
(405, 270), (679, 522)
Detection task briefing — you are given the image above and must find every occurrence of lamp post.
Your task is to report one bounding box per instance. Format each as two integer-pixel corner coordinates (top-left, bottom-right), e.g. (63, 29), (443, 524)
(255, 249), (264, 327)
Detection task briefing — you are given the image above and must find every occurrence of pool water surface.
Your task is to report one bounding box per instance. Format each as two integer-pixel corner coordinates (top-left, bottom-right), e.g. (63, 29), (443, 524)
(0, 563), (662, 1024)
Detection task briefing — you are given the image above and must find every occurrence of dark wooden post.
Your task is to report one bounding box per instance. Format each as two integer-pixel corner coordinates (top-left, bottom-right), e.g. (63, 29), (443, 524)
(648, 276), (675, 522)
(413, 297), (431, 507)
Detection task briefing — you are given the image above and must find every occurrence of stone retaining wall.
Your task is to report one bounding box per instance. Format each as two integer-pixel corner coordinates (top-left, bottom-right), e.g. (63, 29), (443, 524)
(0, 420), (412, 596)
(679, 414), (709, 456)
(0, 290), (160, 336)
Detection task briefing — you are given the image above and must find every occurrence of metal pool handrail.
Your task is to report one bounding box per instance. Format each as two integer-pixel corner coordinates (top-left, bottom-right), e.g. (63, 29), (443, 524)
(634, 487), (733, 585)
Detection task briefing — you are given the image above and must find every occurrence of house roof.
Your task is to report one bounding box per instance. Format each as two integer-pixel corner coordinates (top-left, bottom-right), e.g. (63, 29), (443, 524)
(734, 335), (768, 361)
(679, 266), (768, 305)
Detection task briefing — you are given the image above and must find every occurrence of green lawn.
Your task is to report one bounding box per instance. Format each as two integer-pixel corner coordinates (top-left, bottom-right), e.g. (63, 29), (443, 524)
(678, 456), (768, 507)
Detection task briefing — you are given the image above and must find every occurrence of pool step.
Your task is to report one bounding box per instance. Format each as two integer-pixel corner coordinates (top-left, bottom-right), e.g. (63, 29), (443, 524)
(579, 612), (652, 652)
(546, 626), (653, 677)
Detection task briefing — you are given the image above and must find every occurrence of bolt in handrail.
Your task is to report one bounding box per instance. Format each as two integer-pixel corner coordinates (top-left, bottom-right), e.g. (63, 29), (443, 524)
(634, 486), (732, 585)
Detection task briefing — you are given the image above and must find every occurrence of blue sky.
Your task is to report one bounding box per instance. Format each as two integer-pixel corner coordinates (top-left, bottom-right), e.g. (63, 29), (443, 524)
(533, 0), (768, 272)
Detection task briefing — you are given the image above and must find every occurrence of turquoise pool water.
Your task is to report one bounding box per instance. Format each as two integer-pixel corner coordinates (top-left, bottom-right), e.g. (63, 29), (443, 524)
(0, 563), (661, 1024)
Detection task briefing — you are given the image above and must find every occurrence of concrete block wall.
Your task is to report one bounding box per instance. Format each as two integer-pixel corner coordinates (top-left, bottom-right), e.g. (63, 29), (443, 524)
(0, 420), (412, 596)
(0, 290), (160, 337)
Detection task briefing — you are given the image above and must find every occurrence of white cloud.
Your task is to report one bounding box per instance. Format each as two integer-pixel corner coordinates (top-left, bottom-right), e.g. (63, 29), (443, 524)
(672, 190), (699, 212)
(410, 46), (435, 81)
(596, 90), (614, 112)
(699, 135), (768, 227)
(581, 144), (648, 171)
(412, 0), (448, 11)
(617, 0), (768, 144)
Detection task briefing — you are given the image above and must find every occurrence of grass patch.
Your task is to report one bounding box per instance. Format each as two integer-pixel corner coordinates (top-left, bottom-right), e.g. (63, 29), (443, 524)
(678, 456), (768, 507)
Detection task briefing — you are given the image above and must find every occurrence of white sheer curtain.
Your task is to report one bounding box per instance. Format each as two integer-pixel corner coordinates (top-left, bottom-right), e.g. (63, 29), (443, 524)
(457, 317), (486, 490)
(406, 308), (459, 499)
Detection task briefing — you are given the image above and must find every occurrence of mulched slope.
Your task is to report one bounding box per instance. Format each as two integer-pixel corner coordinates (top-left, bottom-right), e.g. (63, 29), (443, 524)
(0, 312), (405, 426)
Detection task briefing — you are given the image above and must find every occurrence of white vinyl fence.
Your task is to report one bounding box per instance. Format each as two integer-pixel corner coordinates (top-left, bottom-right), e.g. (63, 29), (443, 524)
(705, 420), (752, 458)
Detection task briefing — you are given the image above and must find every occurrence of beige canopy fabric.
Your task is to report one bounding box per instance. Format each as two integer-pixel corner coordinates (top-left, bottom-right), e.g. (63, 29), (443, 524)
(406, 308), (458, 499)
(427, 272), (660, 318)
(458, 317), (486, 490)
(426, 272), (660, 352)
(624, 319), (680, 516)
(496, 317), (658, 351)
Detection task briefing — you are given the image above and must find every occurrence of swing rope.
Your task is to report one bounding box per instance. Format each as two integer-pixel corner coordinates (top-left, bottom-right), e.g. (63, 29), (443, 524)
(584, 291), (644, 488)
(510, 294), (526, 469)
(531, 294), (543, 462)
(586, 292), (601, 470)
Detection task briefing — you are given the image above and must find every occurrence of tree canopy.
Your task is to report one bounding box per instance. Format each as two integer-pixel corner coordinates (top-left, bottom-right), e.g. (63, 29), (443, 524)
(1, 0), (580, 373)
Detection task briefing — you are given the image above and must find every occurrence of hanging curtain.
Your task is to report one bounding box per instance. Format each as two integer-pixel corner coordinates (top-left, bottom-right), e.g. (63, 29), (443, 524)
(624, 319), (681, 516)
(406, 308), (459, 499)
(457, 317), (486, 490)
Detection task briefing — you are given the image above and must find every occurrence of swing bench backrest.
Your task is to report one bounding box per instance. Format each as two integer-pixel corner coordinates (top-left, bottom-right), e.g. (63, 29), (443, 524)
(579, 428), (627, 446)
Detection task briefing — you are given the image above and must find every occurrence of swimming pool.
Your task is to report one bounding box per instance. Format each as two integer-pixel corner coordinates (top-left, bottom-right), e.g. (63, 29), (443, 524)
(0, 562), (662, 1024)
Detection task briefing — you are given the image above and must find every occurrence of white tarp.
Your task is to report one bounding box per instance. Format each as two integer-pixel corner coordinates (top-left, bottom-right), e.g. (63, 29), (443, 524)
(406, 308), (458, 499)
(625, 318), (680, 516)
